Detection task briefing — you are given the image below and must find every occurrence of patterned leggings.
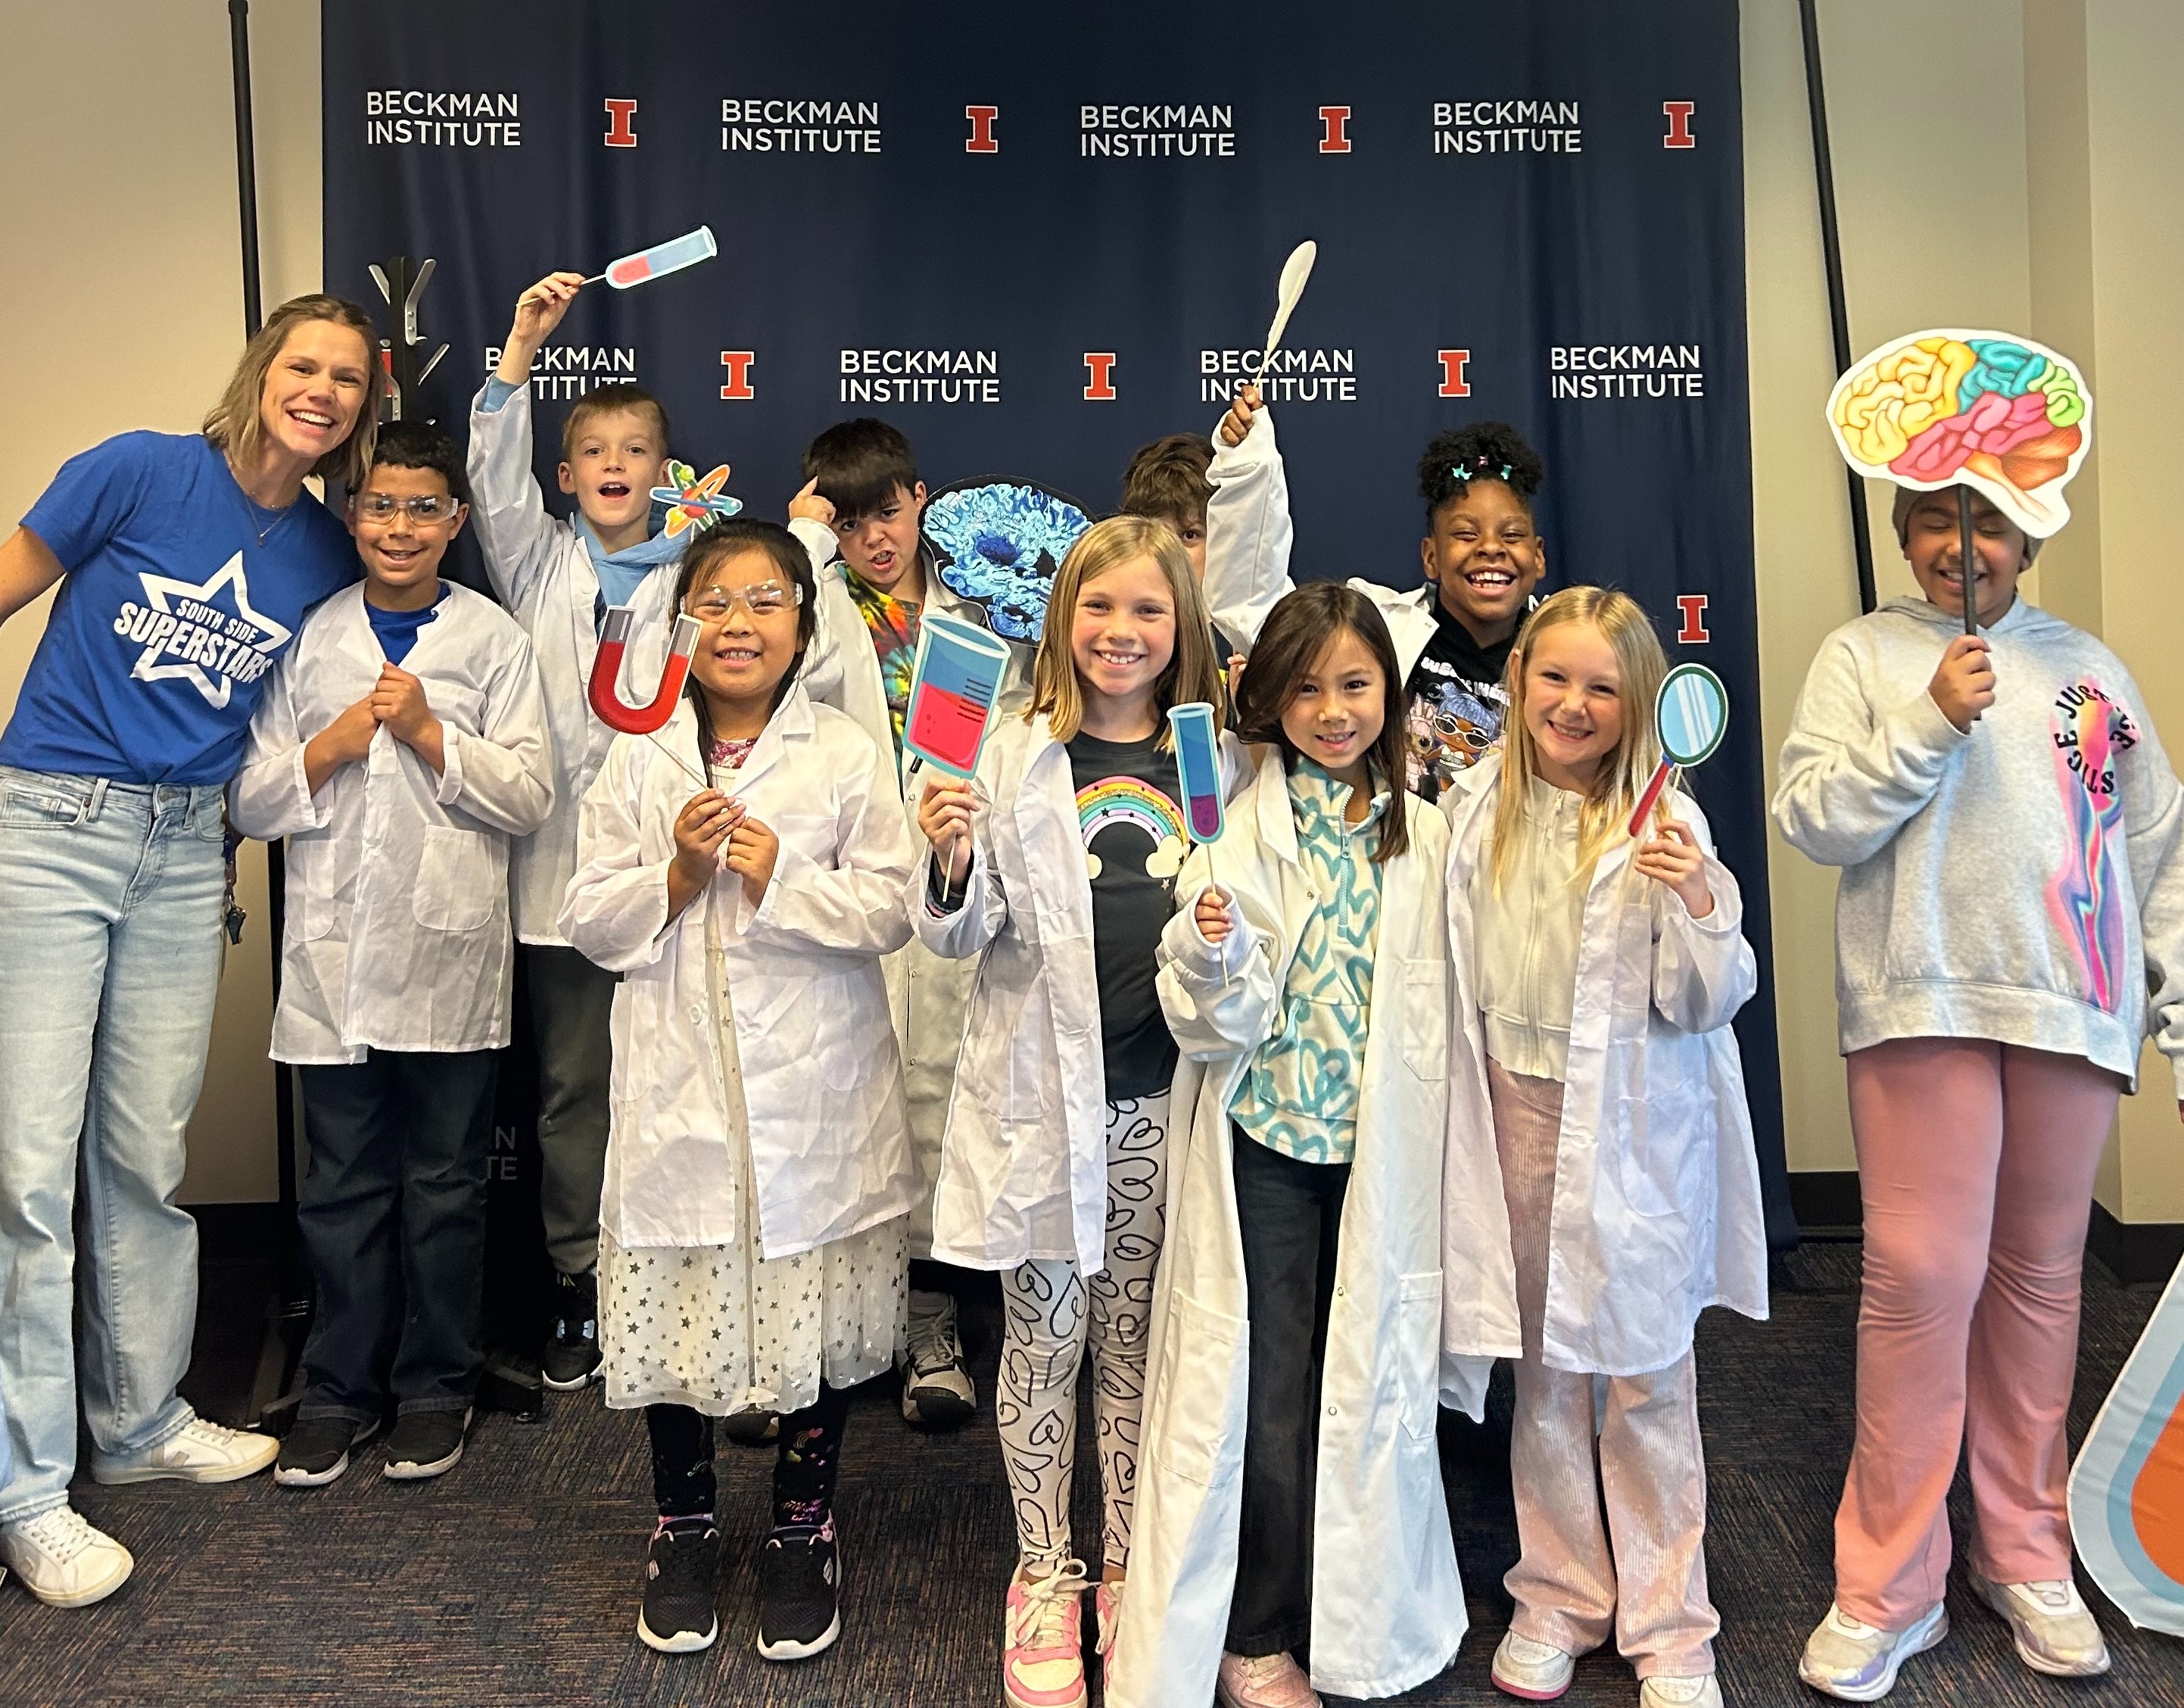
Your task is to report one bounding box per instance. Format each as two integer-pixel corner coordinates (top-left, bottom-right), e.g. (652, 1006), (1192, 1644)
(995, 1092), (1171, 1574)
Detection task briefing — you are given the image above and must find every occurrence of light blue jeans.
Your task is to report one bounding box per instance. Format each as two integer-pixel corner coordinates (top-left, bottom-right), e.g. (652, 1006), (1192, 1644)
(0, 766), (227, 1520)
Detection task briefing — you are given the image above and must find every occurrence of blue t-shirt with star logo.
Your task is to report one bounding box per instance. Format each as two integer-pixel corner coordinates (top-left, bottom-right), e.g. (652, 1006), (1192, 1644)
(3, 432), (357, 785)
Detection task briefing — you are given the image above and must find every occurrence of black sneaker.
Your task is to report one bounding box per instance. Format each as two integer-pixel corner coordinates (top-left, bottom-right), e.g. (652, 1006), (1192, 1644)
(382, 1407), (470, 1480)
(721, 1410), (780, 1445)
(756, 1517), (842, 1660)
(543, 1268), (603, 1391)
(274, 1414), (379, 1488)
(638, 1517), (721, 1653)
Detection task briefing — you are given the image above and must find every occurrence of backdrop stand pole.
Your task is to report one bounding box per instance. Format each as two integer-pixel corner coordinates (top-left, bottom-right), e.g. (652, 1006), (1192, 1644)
(1799, 0), (1877, 616)
(231, 0), (313, 1433)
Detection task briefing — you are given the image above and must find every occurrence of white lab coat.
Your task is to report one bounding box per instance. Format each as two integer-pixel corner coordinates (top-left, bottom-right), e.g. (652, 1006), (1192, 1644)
(466, 379), (886, 944)
(557, 686), (918, 1255)
(1201, 404), (1441, 673)
(1441, 753), (1769, 1377)
(1108, 748), (1475, 1705)
(229, 582), (554, 1064)
(825, 549), (1034, 1254)
(911, 712), (1247, 1276)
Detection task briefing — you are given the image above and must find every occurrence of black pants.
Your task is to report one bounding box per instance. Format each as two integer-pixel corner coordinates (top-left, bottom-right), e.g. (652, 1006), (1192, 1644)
(647, 1382), (852, 1526)
(522, 944), (616, 1278)
(295, 1050), (497, 1421)
(1228, 1129), (1351, 1657)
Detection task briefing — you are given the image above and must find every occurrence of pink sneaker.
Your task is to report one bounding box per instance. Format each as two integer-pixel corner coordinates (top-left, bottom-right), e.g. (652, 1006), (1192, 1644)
(1216, 1648), (1322, 1708)
(1004, 1557), (1090, 1708)
(1096, 1576), (1124, 1657)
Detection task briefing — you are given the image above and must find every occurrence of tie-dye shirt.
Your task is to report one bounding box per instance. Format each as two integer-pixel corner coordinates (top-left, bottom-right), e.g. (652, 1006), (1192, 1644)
(1231, 762), (1390, 1164)
(844, 572), (920, 753)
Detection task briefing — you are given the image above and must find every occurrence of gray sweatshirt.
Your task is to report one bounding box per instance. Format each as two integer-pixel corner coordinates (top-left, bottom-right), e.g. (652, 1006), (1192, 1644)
(1774, 596), (2184, 1093)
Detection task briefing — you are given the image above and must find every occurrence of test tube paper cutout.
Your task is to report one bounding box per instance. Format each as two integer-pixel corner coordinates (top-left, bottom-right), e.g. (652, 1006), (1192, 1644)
(923, 477), (1094, 643)
(1168, 703), (1226, 843)
(1628, 663), (1728, 838)
(2070, 1263), (2184, 1635)
(1827, 329), (2092, 537)
(905, 613), (1012, 778)
(588, 609), (701, 735)
(650, 460), (743, 538)
(595, 225), (718, 290)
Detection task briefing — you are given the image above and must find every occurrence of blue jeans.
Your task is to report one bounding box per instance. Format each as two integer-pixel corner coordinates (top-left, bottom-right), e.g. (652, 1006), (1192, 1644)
(0, 767), (227, 1520)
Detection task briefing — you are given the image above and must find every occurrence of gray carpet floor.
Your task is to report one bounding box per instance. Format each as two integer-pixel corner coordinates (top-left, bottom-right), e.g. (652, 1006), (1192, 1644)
(5, 1242), (2183, 1706)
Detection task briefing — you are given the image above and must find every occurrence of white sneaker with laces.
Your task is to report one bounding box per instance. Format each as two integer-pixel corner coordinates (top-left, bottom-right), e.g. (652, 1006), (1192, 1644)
(1973, 1575), (2111, 1677)
(1640, 1674), (1723, 1707)
(1491, 1630), (1576, 1700)
(1797, 1600), (1947, 1701)
(90, 1416), (279, 1485)
(899, 1289), (976, 1429)
(1215, 1650), (1321, 1708)
(0, 1505), (134, 1607)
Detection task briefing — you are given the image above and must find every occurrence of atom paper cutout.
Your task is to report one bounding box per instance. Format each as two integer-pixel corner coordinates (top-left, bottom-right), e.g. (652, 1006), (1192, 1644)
(650, 461), (743, 538)
(1827, 329), (2092, 538)
(922, 477), (1094, 642)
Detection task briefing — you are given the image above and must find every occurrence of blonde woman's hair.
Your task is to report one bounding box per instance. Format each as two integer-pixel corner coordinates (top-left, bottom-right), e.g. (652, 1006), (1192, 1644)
(203, 295), (385, 493)
(1027, 514), (1226, 743)
(1492, 585), (1667, 888)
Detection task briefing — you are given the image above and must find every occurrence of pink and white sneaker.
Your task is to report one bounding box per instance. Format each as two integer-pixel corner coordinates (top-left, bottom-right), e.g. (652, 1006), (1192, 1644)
(1216, 1648), (1321, 1708)
(1003, 1557), (1091, 1708)
(1096, 1576), (1124, 1657)
(1491, 1630), (1576, 1700)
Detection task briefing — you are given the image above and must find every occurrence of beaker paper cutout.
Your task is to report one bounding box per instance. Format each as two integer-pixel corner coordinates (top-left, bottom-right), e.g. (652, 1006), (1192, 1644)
(2071, 1261), (2184, 1635)
(905, 613), (1011, 779)
(1827, 329), (2092, 538)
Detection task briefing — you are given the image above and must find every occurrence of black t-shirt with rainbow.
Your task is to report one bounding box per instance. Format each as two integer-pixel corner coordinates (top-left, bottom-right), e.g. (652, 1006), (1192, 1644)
(1067, 729), (1187, 1100)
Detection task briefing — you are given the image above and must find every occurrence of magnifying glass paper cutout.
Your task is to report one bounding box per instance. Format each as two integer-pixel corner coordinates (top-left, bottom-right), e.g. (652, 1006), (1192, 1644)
(1628, 662), (1728, 839)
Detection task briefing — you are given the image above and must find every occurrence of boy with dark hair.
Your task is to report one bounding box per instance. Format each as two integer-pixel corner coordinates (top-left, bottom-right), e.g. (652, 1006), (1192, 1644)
(1118, 433), (1212, 577)
(232, 421), (554, 1485)
(469, 276), (871, 1392)
(799, 416), (1016, 1431)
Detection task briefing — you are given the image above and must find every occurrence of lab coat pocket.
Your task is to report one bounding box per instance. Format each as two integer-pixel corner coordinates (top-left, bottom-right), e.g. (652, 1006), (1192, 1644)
(962, 942), (1055, 1119)
(1147, 1292), (1248, 1487)
(1398, 958), (1448, 1080)
(413, 826), (501, 932)
(1615, 1064), (1700, 1221)
(1397, 1270), (1444, 1441)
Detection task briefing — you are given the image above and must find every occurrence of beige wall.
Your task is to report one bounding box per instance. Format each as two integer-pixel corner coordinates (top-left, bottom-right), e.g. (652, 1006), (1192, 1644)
(2, 2), (2177, 1212)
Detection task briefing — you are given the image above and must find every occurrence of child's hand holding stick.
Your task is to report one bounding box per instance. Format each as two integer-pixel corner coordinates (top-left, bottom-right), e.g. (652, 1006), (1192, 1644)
(918, 778), (975, 909)
(1634, 817), (1715, 919)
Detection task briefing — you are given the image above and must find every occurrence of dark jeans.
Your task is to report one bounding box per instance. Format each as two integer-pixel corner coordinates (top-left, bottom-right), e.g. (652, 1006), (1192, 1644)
(523, 944), (615, 1277)
(648, 1382), (852, 1526)
(296, 1049), (497, 1422)
(1229, 1127), (1351, 1657)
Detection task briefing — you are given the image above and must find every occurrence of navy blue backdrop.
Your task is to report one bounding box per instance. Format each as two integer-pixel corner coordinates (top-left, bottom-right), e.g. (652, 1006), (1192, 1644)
(322, 0), (1793, 1244)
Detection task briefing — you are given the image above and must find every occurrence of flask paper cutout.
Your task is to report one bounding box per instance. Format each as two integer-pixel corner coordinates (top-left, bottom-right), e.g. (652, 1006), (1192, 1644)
(582, 226), (718, 290)
(1628, 662), (1728, 838)
(905, 613), (1011, 779)
(1168, 703), (1226, 843)
(2071, 1264), (2184, 1635)
(588, 609), (701, 735)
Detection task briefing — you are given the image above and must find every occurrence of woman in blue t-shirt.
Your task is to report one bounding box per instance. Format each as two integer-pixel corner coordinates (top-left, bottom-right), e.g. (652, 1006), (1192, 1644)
(0, 294), (382, 1609)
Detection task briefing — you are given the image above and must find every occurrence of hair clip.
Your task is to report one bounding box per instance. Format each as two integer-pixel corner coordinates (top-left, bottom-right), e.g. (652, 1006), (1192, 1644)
(1449, 464), (1474, 483)
(1500, 463), (1513, 480)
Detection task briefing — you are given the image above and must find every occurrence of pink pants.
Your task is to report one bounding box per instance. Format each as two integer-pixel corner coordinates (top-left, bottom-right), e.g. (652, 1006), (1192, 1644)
(1490, 1060), (1718, 1678)
(1836, 1038), (2120, 1628)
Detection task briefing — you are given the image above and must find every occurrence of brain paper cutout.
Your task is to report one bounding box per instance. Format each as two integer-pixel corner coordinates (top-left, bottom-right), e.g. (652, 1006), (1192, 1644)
(923, 478), (1094, 642)
(1827, 329), (2092, 537)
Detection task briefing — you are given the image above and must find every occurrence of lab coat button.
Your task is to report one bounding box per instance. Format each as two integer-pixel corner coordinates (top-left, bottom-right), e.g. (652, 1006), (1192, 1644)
(1326, 1404), (1338, 1417)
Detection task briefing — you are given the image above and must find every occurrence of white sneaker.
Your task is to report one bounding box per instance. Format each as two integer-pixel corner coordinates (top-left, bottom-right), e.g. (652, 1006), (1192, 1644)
(0, 1506), (134, 1607)
(90, 1416), (279, 1485)
(899, 1289), (976, 1429)
(1973, 1575), (2111, 1677)
(1640, 1675), (1723, 1708)
(1797, 1600), (1947, 1701)
(1491, 1630), (1575, 1700)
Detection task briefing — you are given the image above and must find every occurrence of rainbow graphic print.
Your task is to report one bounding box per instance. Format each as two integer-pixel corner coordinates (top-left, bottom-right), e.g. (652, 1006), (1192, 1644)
(2044, 678), (2135, 1015)
(1076, 774), (1189, 882)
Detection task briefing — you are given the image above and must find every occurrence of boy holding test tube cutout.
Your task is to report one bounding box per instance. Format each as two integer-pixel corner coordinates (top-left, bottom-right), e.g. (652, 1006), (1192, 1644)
(468, 276), (877, 1394)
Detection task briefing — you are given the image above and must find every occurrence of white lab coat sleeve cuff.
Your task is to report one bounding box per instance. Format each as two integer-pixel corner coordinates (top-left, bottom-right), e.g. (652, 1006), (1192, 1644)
(790, 514), (842, 576)
(434, 725), (466, 805)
